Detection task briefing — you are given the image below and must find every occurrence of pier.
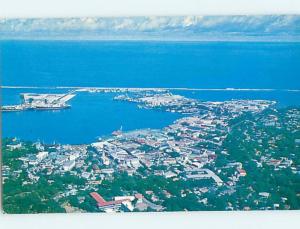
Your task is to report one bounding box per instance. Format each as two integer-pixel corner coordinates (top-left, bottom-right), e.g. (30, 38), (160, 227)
(1, 92), (76, 112)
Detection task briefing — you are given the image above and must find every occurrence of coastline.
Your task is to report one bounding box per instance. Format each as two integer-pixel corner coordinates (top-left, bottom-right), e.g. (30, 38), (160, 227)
(1, 86), (300, 92)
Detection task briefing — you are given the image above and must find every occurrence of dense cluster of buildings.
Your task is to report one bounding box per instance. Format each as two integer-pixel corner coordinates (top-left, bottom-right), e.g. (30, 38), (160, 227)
(114, 92), (274, 115)
(4, 90), (286, 212)
(236, 108), (300, 174)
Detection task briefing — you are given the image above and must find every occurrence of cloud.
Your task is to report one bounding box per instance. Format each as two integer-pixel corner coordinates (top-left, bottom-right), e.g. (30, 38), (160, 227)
(1, 15), (299, 40)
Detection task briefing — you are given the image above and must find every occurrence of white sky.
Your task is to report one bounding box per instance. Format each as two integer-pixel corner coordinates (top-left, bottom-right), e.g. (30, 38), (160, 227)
(0, 0), (300, 18)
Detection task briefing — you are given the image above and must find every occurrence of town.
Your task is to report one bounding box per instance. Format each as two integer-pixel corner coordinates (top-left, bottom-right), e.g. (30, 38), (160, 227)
(2, 91), (300, 213)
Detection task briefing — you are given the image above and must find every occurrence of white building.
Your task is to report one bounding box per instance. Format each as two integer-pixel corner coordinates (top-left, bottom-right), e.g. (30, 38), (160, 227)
(121, 200), (134, 212)
(69, 152), (80, 161)
(36, 151), (48, 161)
(101, 154), (110, 165)
(129, 158), (140, 168)
(63, 160), (76, 171)
(7, 143), (22, 150)
(164, 171), (177, 179)
(114, 196), (135, 201)
(81, 172), (91, 179)
(100, 168), (114, 175)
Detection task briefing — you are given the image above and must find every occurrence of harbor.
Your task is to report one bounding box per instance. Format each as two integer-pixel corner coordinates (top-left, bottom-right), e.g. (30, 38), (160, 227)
(1, 91), (76, 112)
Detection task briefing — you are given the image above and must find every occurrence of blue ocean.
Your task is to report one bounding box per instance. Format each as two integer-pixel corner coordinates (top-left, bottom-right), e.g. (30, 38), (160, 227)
(1, 41), (300, 144)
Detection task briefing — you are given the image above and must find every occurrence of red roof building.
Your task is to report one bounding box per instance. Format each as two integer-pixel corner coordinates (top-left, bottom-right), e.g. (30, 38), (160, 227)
(90, 192), (130, 208)
(134, 193), (143, 200)
(237, 168), (247, 176)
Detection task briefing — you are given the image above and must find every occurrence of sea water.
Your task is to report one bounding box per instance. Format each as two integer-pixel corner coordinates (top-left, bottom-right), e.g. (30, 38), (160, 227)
(1, 41), (300, 143)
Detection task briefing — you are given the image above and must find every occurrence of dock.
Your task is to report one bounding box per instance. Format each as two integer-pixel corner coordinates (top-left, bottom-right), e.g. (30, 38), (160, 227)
(1, 92), (76, 112)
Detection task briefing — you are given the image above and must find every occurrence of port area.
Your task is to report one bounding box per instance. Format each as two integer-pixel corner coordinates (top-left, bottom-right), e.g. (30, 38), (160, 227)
(1, 92), (76, 112)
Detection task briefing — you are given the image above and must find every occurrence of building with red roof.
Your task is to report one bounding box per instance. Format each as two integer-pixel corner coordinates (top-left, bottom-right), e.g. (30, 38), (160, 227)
(237, 168), (247, 177)
(90, 192), (131, 212)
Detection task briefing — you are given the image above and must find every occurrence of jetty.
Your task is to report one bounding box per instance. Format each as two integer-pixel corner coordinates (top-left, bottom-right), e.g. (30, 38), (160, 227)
(1, 92), (76, 112)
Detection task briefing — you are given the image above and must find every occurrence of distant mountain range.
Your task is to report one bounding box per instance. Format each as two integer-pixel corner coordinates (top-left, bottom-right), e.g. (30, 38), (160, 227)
(1, 15), (300, 41)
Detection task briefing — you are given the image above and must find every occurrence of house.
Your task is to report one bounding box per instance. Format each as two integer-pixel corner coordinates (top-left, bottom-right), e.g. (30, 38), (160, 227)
(259, 192), (270, 198)
(81, 172), (91, 179)
(237, 168), (247, 177)
(164, 171), (177, 179)
(100, 168), (114, 175)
